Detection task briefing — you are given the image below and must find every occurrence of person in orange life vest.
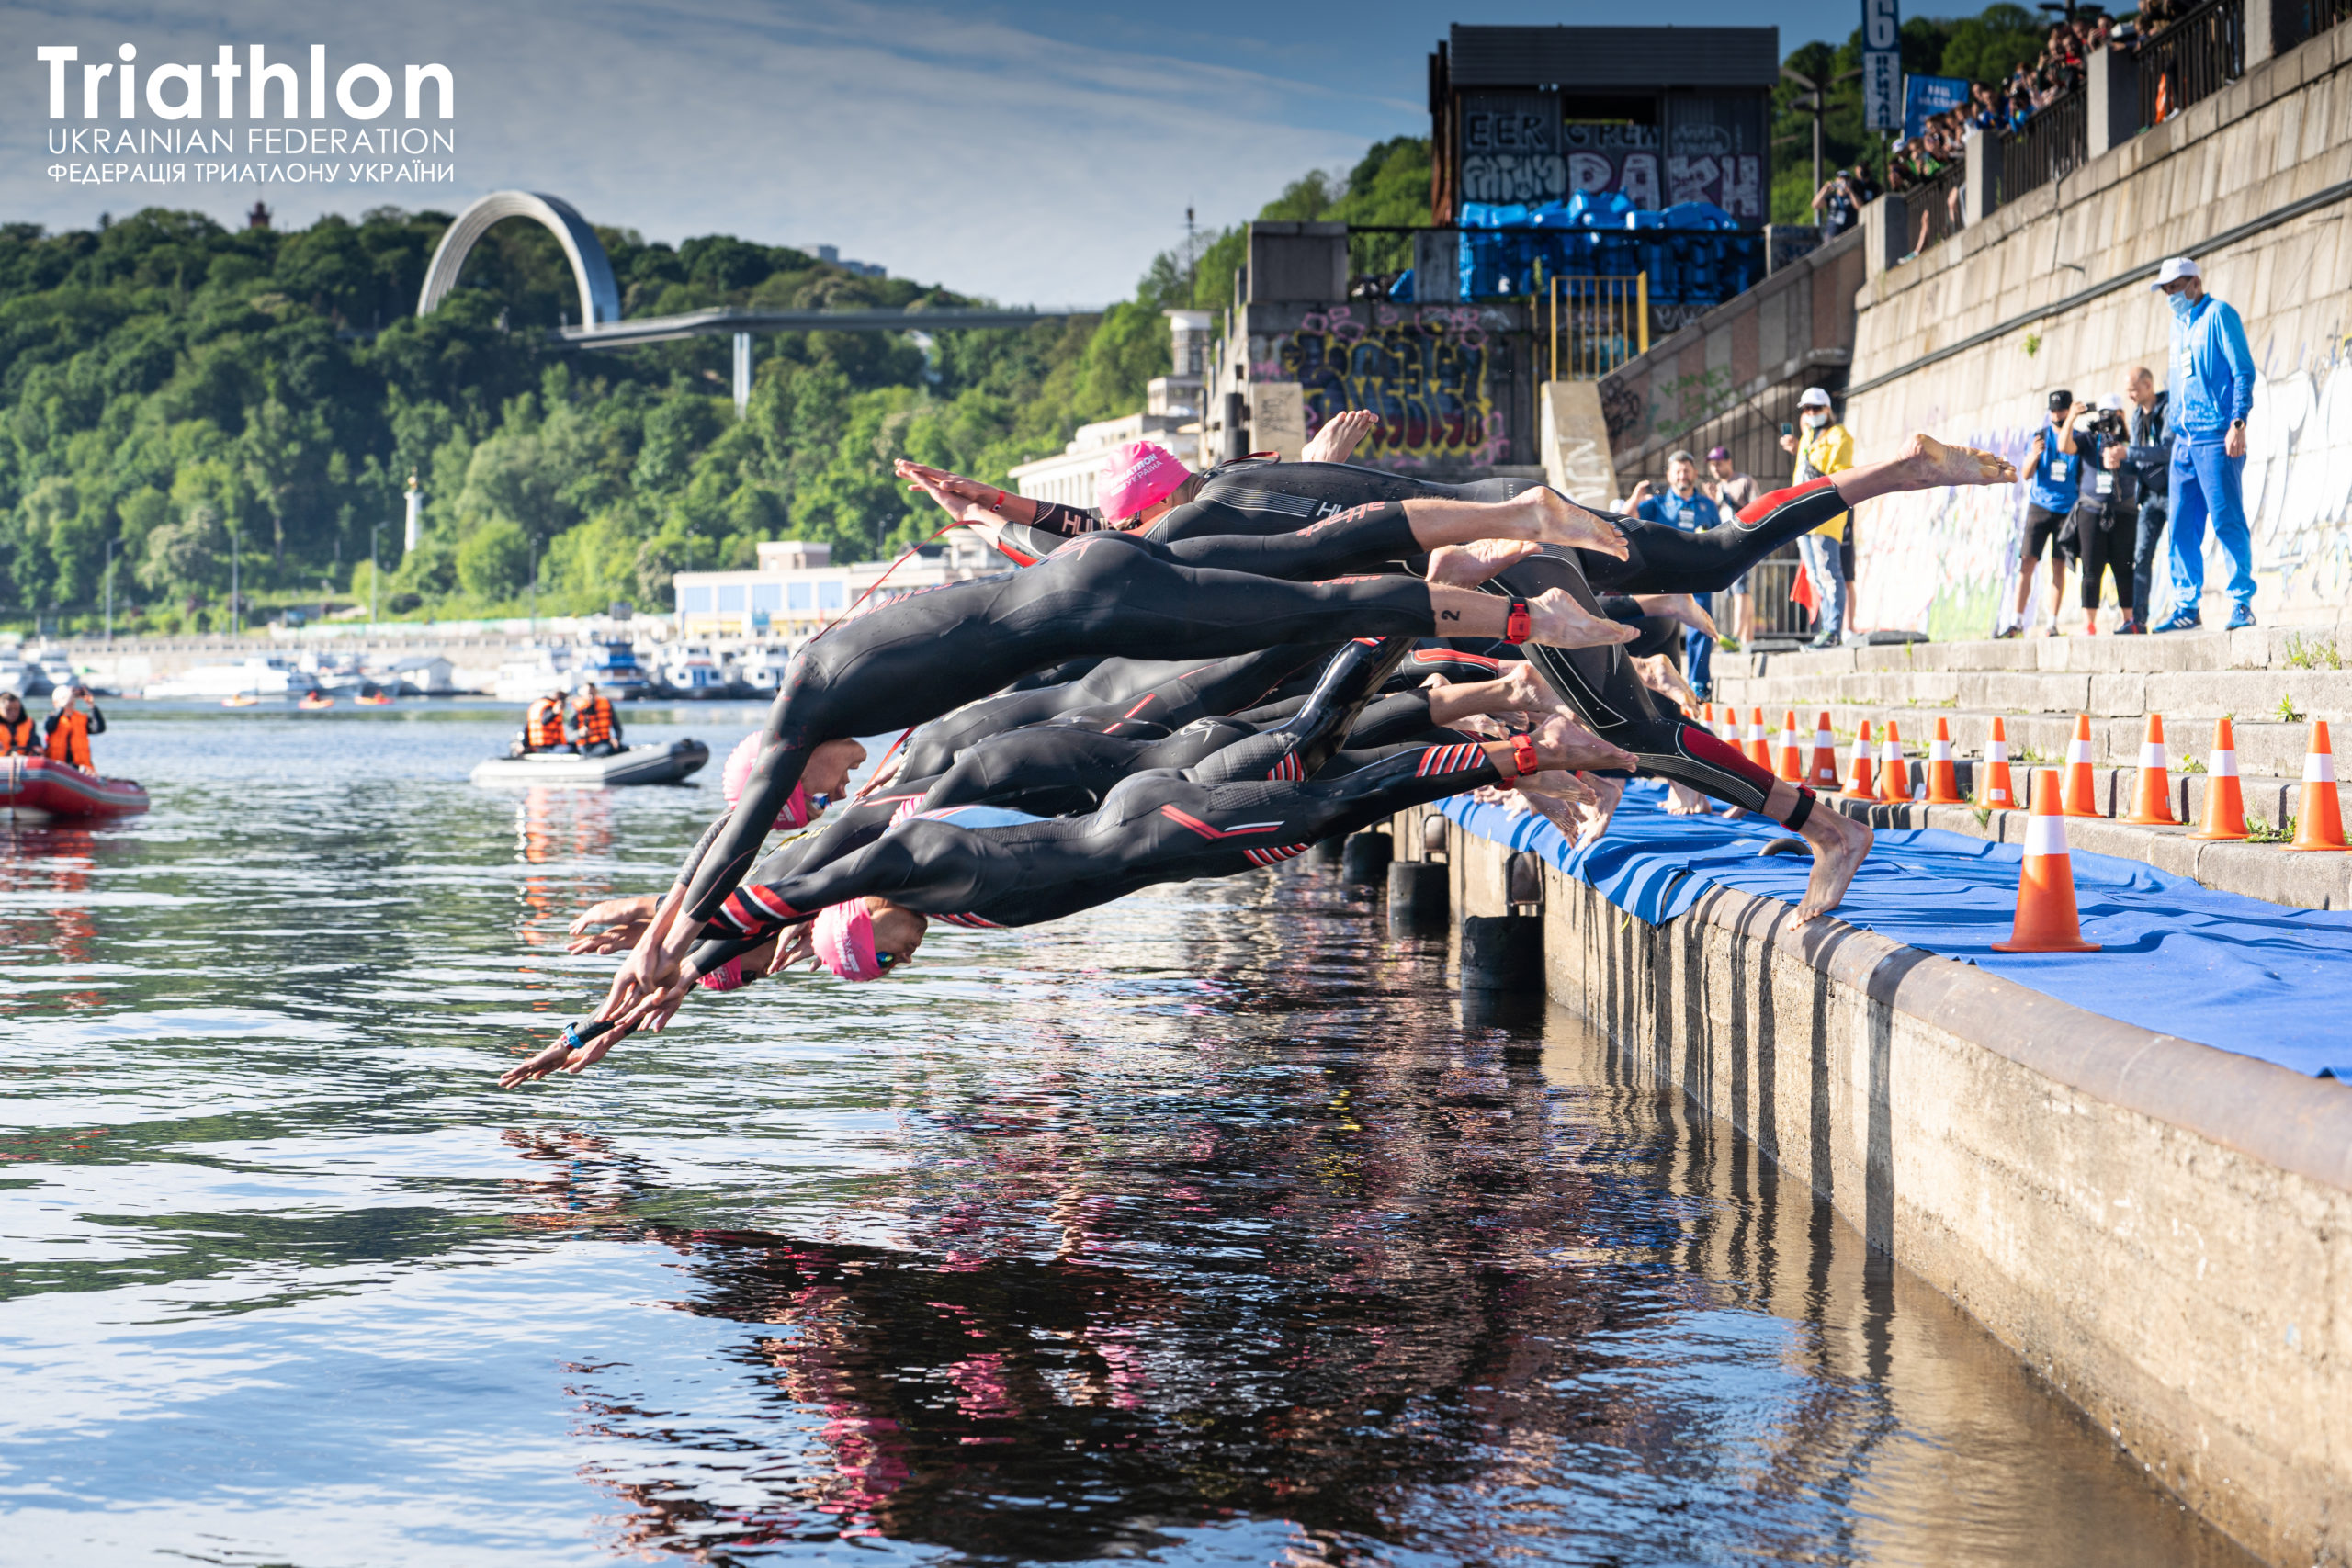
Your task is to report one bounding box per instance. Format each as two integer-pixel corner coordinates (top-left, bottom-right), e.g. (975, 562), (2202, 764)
(522, 686), (573, 754)
(42, 684), (105, 771)
(570, 682), (622, 757)
(0, 691), (38, 756)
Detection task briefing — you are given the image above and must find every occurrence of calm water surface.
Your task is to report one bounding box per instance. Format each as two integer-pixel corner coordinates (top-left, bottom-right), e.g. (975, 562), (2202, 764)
(0, 709), (2256, 1566)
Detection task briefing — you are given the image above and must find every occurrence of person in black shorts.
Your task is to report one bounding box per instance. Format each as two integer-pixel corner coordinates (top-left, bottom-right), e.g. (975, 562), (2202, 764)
(2007, 390), (2089, 637)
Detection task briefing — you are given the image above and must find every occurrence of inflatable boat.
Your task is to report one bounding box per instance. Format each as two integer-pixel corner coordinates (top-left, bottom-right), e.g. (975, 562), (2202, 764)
(469, 739), (709, 789)
(1, 756), (150, 820)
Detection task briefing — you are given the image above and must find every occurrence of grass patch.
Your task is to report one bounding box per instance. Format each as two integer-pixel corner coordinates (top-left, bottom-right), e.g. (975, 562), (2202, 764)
(2177, 754), (2206, 774)
(2283, 633), (2344, 671)
(2245, 813), (2297, 844)
(2277, 694), (2305, 724)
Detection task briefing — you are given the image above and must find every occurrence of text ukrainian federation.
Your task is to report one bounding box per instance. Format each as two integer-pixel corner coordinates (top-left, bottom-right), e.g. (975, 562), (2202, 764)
(48, 127), (455, 156)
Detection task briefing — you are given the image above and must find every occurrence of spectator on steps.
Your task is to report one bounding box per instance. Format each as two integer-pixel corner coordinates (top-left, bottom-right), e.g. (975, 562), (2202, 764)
(1705, 446), (1758, 645)
(2068, 396), (2139, 636)
(2120, 366), (2170, 635)
(2004, 389), (2086, 637)
(1636, 449), (1726, 696)
(2150, 256), (2258, 632)
(1779, 387), (1857, 649)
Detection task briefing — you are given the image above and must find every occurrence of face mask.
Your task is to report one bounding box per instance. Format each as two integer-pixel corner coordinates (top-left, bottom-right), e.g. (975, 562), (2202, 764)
(2168, 291), (2195, 321)
(1804, 412), (1829, 429)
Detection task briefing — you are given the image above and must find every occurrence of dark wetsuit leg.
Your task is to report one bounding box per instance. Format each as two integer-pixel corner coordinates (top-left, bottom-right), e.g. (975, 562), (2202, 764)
(1187, 637), (1413, 784)
(1590, 479), (1849, 595)
(682, 532), (1442, 920)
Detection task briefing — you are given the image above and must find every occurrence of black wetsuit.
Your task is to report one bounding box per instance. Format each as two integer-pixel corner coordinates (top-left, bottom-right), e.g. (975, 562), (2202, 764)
(1011, 465), (1848, 817)
(685, 508), (1475, 923)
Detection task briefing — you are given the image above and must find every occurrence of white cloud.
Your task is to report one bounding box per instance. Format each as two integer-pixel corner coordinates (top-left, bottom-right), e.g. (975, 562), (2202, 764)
(1, 0), (1402, 302)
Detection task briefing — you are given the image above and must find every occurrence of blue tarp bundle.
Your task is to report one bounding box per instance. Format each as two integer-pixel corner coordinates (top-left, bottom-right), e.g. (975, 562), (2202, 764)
(1450, 198), (1764, 306)
(1444, 783), (2352, 1078)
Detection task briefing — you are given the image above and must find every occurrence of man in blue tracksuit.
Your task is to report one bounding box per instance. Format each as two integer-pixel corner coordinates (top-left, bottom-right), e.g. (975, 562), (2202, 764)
(1636, 449), (1725, 695)
(2150, 256), (2258, 631)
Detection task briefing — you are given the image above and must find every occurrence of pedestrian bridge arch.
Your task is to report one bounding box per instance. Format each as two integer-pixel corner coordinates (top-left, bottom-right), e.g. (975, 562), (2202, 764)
(415, 191), (622, 327)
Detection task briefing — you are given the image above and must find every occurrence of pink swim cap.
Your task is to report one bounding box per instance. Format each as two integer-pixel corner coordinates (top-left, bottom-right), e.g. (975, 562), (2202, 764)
(722, 732), (812, 829)
(696, 956), (747, 992)
(1096, 442), (1189, 521)
(813, 901), (883, 981)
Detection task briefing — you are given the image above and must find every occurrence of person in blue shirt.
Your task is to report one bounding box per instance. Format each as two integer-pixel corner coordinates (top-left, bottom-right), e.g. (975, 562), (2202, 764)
(2149, 256), (2258, 631)
(1636, 449), (1726, 695)
(2005, 389), (2086, 637)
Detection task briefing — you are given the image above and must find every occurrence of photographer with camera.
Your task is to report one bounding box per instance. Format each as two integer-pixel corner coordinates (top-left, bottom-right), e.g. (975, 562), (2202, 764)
(1812, 169), (1861, 238)
(2066, 396), (2139, 636)
(2005, 389), (2087, 637)
(2118, 366), (2170, 635)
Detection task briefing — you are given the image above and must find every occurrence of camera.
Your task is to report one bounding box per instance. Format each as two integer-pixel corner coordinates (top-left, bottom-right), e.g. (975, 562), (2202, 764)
(2080, 409), (2128, 443)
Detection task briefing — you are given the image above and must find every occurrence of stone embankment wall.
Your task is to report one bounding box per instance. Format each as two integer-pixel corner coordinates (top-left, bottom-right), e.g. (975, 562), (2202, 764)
(1385, 803), (2352, 1568)
(1846, 23), (2352, 637)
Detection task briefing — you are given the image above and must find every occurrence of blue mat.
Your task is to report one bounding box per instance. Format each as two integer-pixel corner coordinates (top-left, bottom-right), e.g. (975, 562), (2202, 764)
(1444, 784), (2352, 1077)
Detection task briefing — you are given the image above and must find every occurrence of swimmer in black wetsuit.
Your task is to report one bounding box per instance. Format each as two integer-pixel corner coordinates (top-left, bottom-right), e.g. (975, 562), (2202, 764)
(903, 432), (2016, 922)
(594, 492), (1641, 1032)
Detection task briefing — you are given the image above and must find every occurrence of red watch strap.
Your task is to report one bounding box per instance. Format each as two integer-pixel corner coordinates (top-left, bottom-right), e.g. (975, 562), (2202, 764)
(1505, 732), (1541, 784)
(1503, 600), (1532, 645)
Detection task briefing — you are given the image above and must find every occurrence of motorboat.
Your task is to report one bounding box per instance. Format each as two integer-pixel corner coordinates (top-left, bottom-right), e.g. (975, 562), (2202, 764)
(145, 657), (310, 701)
(0, 648), (54, 701)
(1, 755), (149, 820)
(739, 644), (794, 694)
(494, 646), (574, 704)
(660, 645), (736, 700)
(575, 637), (655, 700)
(469, 739), (710, 788)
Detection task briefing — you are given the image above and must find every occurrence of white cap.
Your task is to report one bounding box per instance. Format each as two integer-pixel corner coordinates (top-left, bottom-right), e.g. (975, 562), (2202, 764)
(1798, 386), (1832, 408)
(2100, 393), (2126, 411)
(2150, 256), (2199, 290)
(50, 684), (71, 707)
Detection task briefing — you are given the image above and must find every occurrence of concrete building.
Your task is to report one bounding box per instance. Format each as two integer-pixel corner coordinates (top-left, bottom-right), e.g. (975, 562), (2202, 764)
(806, 243), (886, 279)
(672, 534), (1007, 641)
(1006, 310), (1208, 512)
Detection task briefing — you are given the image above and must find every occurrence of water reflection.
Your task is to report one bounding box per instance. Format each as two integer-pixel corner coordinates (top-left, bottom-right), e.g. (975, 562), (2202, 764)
(0, 714), (2259, 1567)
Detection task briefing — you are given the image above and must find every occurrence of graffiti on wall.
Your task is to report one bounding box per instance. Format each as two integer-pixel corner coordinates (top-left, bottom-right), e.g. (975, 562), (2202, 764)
(1255, 303), (1510, 468)
(1856, 338), (2352, 635)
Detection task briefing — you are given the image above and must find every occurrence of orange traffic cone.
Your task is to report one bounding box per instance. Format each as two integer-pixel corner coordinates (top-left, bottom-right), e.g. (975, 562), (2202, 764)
(1843, 719), (1877, 799)
(1878, 720), (1912, 803)
(2289, 720), (2348, 851)
(1745, 707), (1772, 771)
(1699, 702), (1713, 733)
(1806, 711), (1842, 788)
(2189, 716), (2246, 841)
(1993, 771), (2102, 953)
(1775, 709), (1804, 782)
(1717, 706), (1740, 747)
(2123, 714), (2177, 826)
(2062, 714), (2101, 818)
(1980, 716), (2018, 809)
(1924, 716), (1964, 804)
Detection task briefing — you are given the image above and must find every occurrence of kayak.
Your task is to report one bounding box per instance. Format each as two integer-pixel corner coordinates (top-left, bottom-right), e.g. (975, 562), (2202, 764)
(469, 739), (709, 789)
(222, 693), (260, 708)
(297, 692), (334, 711)
(1, 756), (150, 820)
(355, 685), (395, 706)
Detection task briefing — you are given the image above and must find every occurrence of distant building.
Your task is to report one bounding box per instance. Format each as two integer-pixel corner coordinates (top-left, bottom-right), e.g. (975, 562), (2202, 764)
(806, 243), (887, 279)
(1006, 310), (1208, 512)
(673, 534), (1008, 640)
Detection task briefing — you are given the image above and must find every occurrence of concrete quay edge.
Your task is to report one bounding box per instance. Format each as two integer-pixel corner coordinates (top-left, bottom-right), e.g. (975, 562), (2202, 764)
(1393, 806), (2352, 1568)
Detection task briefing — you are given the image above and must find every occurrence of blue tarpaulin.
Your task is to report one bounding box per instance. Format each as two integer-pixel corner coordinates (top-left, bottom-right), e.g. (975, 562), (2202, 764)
(1444, 783), (2352, 1077)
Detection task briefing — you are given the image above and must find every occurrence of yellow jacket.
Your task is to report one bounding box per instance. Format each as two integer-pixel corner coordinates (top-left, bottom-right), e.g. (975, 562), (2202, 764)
(1792, 423), (1855, 538)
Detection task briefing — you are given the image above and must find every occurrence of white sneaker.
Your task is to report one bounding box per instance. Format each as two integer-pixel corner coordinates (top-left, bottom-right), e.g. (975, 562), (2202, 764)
(1841, 630), (1869, 647)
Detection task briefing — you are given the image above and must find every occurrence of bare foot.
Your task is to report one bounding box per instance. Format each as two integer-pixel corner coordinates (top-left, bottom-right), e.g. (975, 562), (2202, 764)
(1896, 433), (2016, 488)
(1426, 539), (1544, 587)
(1793, 802), (1872, 925)
(1302, 408), (1378, 464)
(1528, 588), (1641, 649)
(1532, 712), (1636, 773)
(1490, 659), (1555, 714)
(1665, 781), (1713, 815)
(1630, 652), (1697, 710)
(1634, 592), (1717, 639)
(1527, 489), (1631, 558)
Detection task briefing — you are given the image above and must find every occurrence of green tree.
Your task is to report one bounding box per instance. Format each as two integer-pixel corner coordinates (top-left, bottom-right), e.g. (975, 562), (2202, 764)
(457, 517), (531, 602)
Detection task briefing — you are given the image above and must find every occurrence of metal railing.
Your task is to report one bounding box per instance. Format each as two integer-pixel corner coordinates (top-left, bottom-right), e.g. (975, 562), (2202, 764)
(1546, 275), (1649, 382)
(1905, 161), (1968, 254)
(2138, 0), (2245, 128)
(1999, 88), (2089, 205)
(2273, 0), (2352, 52)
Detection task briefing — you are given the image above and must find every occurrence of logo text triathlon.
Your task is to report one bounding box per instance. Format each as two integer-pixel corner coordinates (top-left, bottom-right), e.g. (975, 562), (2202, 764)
(38, 46), (453, 121)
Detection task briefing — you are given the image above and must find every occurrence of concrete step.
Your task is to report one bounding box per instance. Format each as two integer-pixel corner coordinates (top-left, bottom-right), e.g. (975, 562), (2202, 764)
(1826, 795), (2352, 911)
(1729, 624), (2350, 680)
(1845, 755), (2341, 837)
(1707, 705), (2334, 782)
(1711, 666), (2352, 723)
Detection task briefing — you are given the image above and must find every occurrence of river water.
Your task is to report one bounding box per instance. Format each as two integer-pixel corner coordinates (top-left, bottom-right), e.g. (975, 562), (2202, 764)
(0, 708), (2257, 1567)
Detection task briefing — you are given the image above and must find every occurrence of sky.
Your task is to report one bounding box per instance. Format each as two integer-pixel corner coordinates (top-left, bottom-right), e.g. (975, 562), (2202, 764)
(5, 0), (1877, 307)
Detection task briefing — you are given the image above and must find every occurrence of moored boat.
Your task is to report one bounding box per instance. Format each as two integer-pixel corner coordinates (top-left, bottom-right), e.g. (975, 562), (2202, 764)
(1, 756), (149, 820)
(469, 739), (709, 788)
